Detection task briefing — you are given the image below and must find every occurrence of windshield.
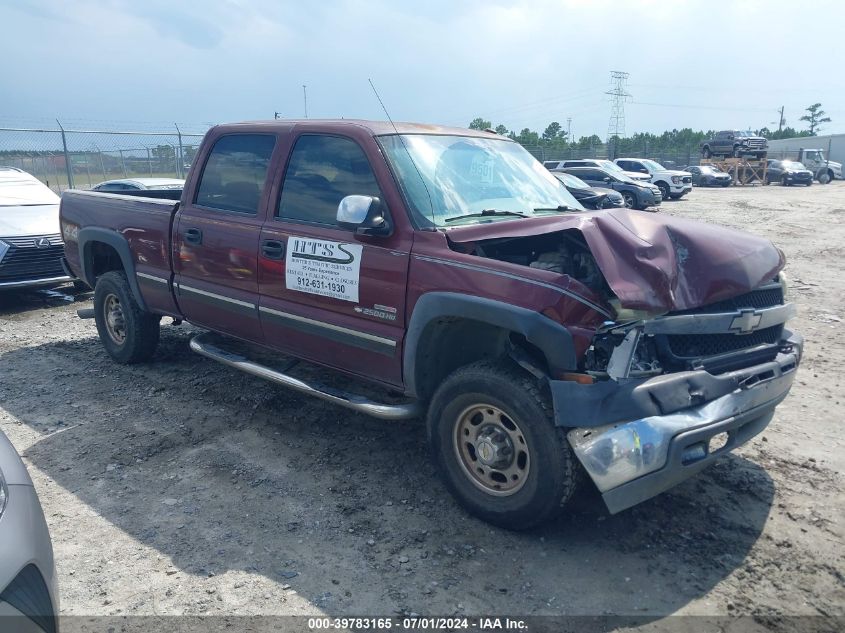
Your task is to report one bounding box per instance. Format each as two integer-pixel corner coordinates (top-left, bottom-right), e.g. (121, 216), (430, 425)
(782, 161), (806, 169)
(379, 134), (584, 226)
(640, 159), (665, 171)
(739, 130), (755, 137)
(554, 172), (590, 189)
(598, 160), (624, 173)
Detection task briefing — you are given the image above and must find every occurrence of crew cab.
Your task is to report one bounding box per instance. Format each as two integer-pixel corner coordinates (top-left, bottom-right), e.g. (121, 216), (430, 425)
(60, 120), (802, 529)
(701, 130), (768, 159)
(614, 158), (693, 200)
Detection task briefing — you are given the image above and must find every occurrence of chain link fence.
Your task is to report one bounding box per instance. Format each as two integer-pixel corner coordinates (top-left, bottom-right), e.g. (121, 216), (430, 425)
(0, 125), (207, 192)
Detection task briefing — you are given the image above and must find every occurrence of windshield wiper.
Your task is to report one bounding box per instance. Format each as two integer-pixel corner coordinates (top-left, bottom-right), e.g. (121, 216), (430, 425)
(444, 209), (529, 223)
(533, 205), (579, 213)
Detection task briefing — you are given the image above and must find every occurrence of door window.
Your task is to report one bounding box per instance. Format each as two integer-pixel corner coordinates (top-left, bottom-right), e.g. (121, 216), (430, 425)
(194, 134), (276, 215)
(278, 135), (382, 226)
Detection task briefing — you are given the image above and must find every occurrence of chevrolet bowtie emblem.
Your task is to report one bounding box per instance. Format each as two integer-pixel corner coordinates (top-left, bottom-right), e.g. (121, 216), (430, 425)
(730, 309), (762, 333)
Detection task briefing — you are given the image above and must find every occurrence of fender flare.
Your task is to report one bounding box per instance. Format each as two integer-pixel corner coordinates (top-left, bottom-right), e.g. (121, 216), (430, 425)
(403, 292), (578, 397)
(77, 227), (148, 311)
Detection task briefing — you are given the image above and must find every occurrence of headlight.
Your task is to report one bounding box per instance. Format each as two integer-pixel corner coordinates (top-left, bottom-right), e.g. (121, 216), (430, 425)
(671, 176), (681, 184)
(0, 469), (7, 520)
(778, 271), (789, 301)
(0, 240), (9, 264)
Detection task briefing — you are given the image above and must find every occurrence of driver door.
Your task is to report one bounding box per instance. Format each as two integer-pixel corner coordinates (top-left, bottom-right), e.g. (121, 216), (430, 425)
(257, 133), (410, 386)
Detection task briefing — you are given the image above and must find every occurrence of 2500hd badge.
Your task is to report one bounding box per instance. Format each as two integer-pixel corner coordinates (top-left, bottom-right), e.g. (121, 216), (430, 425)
(285, 236), (363, 302)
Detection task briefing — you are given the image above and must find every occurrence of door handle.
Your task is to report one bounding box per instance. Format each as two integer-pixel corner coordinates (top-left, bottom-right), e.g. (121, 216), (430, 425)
(184, 228), (203, 245)
(262, 239), (285, 260)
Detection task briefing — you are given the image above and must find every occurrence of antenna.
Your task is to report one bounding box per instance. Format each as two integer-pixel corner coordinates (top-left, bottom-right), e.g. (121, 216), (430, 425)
(368, 78), (435, 227)
(302, 85), (308, 118)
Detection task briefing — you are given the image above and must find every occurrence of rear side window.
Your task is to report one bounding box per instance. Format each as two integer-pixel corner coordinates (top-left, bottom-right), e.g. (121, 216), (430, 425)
(278, 135), (382, 226)
(195, 134), (276, 215)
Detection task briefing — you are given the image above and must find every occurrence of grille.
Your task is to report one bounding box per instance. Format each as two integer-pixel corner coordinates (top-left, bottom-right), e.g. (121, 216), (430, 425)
(0, 233), (66, 283)
(661, 283), (785, 362)
(668, 324), (782, 358)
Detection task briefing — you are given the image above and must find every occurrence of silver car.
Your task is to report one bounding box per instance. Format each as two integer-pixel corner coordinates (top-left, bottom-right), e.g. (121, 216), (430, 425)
(0, 429), (58, 632)
(0, 167), (71, 290)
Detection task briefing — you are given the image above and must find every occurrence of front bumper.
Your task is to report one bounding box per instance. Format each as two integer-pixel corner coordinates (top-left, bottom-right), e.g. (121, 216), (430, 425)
(559, 331), (801, 514)
(669, 183), (692, 196)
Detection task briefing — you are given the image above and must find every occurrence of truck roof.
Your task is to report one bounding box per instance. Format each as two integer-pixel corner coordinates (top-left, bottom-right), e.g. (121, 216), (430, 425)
(215, 119), (507, 139)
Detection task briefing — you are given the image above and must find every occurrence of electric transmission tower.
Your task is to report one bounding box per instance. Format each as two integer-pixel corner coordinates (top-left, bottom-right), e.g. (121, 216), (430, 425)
(606, 71), (631, 157)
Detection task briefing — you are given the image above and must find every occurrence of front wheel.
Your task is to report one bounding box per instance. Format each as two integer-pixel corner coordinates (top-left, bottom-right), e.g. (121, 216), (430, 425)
(819, 171), (832, 184)
(427, 360), (580, 530)
(622, 191), (636, 208)
(94, 271), (161, 364)
(733, 146), (742, 158)
(782, 175), (790, 187)
(657, 182), (670, 201)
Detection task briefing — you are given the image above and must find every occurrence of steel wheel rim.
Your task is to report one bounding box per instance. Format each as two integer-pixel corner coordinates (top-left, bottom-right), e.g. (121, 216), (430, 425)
(453, 404), (530, 497)
(103, 293), (127, 345)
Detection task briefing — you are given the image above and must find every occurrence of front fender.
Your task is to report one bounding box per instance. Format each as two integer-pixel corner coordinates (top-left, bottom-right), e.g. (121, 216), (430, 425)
(403, 292), (578, 398)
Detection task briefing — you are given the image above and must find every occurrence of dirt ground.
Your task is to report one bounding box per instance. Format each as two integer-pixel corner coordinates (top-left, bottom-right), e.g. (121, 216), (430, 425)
(1, 183), (843, 628)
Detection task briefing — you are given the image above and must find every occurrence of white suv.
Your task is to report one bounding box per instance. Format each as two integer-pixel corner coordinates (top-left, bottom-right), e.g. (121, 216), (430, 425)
(614, 158), (693, 200)
(543, 159), (651, 181)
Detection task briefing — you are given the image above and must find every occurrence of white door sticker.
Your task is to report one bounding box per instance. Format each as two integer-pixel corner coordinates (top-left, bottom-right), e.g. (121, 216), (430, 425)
(285, 236), (363, 302)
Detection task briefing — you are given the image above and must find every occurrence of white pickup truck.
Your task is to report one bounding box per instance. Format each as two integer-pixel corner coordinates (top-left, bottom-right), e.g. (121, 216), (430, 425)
(614, 158), (693, 200)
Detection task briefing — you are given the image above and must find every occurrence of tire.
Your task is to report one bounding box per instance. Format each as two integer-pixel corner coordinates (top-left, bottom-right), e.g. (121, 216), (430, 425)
(701, 146), (712, 159)
(721, 180), (731, 187)
(426, 360), (580, 530)
(657, 182), (670, 201)
(781, 175), (789, 187)
(806, 181), (812, 187)
(93, 270), (161, 364)
(820, 171), (832, 184)
(621, 191), (636, 209)
(732, 145), (742, 158)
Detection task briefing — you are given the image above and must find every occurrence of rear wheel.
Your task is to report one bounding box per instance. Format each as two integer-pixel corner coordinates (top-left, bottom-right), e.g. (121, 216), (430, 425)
(427, 360), (580, 530)
(94, 271), (160, 363)
(701, 146), (712, 159)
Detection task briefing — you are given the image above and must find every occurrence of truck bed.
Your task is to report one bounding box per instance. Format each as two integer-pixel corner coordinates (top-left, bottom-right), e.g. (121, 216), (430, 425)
(60, 189), (181, 315)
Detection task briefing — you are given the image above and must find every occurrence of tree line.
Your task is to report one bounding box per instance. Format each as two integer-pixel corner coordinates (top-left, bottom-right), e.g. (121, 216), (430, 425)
(468, 103), (832, 151)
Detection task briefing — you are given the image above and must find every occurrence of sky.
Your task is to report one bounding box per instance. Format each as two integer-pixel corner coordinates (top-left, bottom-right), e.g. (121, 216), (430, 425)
(1, 0), (843, 138)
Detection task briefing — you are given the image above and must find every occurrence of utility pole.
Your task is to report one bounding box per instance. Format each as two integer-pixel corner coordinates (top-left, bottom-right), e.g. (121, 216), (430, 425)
(606, 71), (631, 159)
(303, 85), (308, 119)
(566, 117), (572, 143)
(777, 106), (785, 133)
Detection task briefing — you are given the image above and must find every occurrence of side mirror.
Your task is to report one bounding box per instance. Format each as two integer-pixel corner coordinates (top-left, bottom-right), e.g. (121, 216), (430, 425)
(603, 176), (612, 183)
(639, 167), (648, 173)
(337, 195), (391, 236)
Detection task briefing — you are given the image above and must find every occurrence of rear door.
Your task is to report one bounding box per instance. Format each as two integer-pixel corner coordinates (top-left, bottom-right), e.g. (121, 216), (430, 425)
(257, 133), (411, 386)
(173, 133), (277, 342)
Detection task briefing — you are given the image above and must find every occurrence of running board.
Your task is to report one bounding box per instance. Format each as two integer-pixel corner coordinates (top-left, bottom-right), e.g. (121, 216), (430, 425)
(189, 333), (421, 420)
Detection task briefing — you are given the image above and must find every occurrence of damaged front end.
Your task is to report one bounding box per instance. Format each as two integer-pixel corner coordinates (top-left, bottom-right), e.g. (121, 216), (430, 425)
(446, 210), (802, 513)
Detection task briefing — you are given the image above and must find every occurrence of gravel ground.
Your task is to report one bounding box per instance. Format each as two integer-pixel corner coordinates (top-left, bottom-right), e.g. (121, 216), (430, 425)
(1, 183), (843, 628)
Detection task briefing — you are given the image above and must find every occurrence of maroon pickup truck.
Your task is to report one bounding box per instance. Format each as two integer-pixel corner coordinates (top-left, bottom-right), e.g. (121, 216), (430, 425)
(59, 120), (802, 529)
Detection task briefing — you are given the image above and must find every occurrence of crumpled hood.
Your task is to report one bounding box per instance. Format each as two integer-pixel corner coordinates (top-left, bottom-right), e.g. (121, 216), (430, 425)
(0, 204), (61, 237)
(446, 209), (785, 313)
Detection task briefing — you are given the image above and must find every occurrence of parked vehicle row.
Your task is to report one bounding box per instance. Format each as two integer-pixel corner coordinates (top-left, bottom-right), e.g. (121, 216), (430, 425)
(613, 158), (693, 200)
(552, 165), (662, 210)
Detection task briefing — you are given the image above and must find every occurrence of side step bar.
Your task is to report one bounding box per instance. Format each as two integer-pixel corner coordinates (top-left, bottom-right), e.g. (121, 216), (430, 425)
(189, 332), (422, 421)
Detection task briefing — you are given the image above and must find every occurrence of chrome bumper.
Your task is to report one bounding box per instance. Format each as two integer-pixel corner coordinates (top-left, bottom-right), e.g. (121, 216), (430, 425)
(568, 343), (800, 514)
